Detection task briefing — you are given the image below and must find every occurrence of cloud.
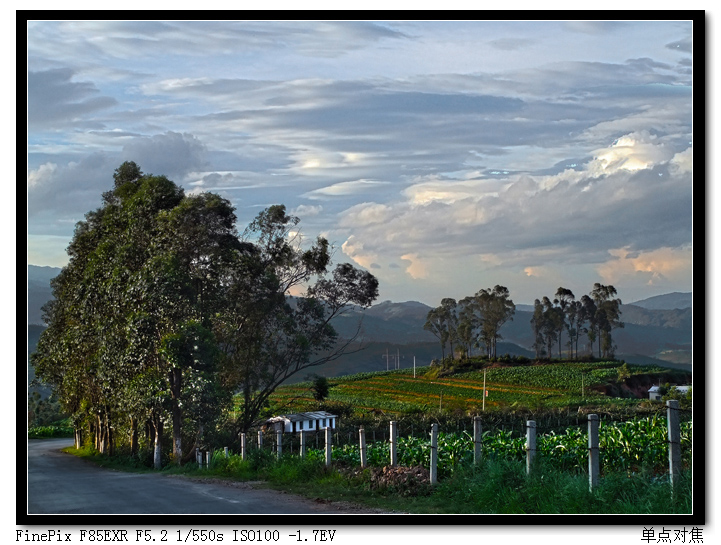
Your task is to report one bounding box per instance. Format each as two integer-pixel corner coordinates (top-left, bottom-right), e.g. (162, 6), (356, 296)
(335, 134), (692, 278)
(28, 68), (117, 129)
(400, 253), (427, 280)
(304, 180), (391, 200)
(121, 132), (207, 182)
(288, 204), (323, 217)
(341, 235), (378, 270)
(596, 245), (692, 290)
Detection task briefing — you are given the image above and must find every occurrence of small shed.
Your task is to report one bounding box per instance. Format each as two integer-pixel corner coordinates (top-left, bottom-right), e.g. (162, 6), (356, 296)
(266, 411), (338, 434)
(648, 386), (662, 401)
(648, 385), (691, 401)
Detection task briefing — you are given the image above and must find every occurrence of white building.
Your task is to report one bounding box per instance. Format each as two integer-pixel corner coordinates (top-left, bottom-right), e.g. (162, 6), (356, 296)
(648, 385), (691, 401)
(266, 411), (338, 433)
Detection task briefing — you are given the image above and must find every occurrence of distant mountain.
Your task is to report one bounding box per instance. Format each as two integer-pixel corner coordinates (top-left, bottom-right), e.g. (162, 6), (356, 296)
(25, 264), (693, 379)
(627, 292), (692, 310)
(27, 265), (62, 325)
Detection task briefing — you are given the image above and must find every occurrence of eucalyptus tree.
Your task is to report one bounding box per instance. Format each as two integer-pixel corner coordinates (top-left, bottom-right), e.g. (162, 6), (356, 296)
(456, 296), (479, 358)
(553, 287), (575, 359)
(590, 283), (624, 358)
(214, 205), (379, 434)
(424, 306), (450, 360)
(475, 285), (515, 358)
(440, 298), (459, 358)
(530, 299), (546, 359)
(33, 162), (241, 467)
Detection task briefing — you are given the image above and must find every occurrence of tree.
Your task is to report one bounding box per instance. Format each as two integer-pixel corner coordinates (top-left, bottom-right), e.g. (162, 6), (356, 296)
(34, 164), (374, 468)
(424, 306), (450, 360)
(215, 205), (379, 433)
(475, 286), (515, 358)
(530, 299), (546, 359)
(553, 287), (575, 358)
(590, 283), (624, 359)
(308, 374), (330, 402)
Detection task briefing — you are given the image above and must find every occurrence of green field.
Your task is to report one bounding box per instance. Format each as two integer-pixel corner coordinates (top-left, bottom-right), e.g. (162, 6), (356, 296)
(268, 359), (691, 418)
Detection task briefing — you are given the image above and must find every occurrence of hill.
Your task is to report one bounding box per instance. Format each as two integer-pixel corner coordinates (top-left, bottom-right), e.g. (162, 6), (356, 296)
(25, 264), (693, 380)
(627, 292), (692, 310)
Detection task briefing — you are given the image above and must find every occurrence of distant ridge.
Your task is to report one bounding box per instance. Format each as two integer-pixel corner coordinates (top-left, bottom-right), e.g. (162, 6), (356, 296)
(627, 292), (692, 310)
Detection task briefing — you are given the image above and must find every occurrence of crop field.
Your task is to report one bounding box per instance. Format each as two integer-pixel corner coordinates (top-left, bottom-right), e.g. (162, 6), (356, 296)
(301, 414), (692, 478)
(268, 361), (682, 416)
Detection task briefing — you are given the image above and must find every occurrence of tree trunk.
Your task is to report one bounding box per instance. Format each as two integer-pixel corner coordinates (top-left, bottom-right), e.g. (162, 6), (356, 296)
(153, 417), (163, 470)
(171, 367), (182, 464)
(130, 416), (138, 457)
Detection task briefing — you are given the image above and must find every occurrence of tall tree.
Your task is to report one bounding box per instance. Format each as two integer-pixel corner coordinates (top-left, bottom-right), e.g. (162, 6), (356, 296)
(424, 306), (450, 360)
(475, 285), (515, 358)
(215, 205), (379, 434)
(590, 283), (624, 358)
(553, 287), (575, 359)
(34, 163), (262, 468)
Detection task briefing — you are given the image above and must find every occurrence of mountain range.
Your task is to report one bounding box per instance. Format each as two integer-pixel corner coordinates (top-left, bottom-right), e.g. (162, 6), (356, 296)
(26, 265), (693, 380)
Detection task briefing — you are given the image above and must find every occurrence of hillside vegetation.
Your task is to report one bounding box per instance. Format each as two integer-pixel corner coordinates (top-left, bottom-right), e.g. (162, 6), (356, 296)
(267, 357), (691, 425)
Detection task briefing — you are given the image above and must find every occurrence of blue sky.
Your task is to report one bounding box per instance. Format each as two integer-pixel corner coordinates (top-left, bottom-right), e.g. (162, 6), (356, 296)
(26, 19), (694, 307)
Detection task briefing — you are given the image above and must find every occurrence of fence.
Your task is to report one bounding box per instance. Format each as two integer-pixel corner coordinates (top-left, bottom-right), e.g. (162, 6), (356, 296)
(200, 400), (689, 490)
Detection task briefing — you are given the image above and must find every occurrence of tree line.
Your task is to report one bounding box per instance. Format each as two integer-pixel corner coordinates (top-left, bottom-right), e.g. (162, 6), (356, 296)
(424, 284), (623, 361)
(31, 162), (379, 469)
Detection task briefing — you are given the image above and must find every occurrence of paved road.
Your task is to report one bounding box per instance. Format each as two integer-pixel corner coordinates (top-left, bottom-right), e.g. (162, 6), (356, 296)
(26, 439), (375, 515)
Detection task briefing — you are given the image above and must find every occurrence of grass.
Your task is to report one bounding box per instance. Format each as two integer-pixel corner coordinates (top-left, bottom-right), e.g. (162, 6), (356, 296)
(62, 445), (692, 514)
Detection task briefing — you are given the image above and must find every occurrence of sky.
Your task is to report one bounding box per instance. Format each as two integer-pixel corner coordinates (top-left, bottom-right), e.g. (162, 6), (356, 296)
(26, 19), (694, 307)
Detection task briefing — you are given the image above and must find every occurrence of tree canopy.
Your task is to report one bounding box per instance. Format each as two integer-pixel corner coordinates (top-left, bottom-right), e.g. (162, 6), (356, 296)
(32, 162), (379, 467)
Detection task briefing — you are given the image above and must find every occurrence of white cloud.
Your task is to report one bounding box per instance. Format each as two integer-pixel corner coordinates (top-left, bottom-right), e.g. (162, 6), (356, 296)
(304, 180), (391, 199)
(400, 253), (428, 280)
(27, 163), (57, 189)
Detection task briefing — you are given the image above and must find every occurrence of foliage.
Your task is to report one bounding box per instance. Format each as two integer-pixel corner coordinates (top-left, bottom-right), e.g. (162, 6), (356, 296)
(31, 162), (379, 468)
(307, 374), (330, 401)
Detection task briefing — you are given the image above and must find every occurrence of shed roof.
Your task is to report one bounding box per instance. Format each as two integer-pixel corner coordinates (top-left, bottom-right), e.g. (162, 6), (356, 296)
(266, 411), (338, 423)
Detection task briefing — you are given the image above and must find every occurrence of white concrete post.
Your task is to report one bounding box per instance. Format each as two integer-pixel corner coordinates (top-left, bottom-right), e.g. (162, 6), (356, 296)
(325, 426), (332, 467)
(359, 427), (367, 468)
(300, 430), (307, 458)
(390, 421), (398, 467)
(276, 429), (283, 459)
(667, 400), (681, 487)
(196, 447), (201, 467)
(588, 414), (600, 490)
(258, 429), (263, 449)
(473, 416), (482, 465)
(430, 423), (438, 485)
(205, 451), (210, 468)
(224, 446), (229, 458)
(240, 433), (247, 461)
(526, 420), (536, 474)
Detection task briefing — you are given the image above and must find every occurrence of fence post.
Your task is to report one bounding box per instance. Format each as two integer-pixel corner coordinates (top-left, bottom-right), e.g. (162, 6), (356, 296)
(258, 429), (263, 450)
(196, 447), (201, 467)
(276, 429), (283, 459)
(390, 421), (398, 467)
(430, 423), (438, 485)
(526, 420), (536, 474)
(473, 416), (482, 465)
(588, 414), (599, 490)
(667, 400), (681, 488)
(325, 426), (332, 467)
(359, 427), (367, 468)
(224, 447), (228, 459)
(205, 451), (210, 469)
(240, 433), (247, 461)
(300, 430), (307, 458)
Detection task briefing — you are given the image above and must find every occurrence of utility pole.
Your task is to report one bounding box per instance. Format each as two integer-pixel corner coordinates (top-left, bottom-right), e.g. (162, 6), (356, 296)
(397, 348), (400, 370)
(483, 369), (487, 411)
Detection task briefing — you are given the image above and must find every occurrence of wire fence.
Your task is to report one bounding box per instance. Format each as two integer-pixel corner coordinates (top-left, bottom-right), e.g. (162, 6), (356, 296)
(212, 400), (691, 486)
